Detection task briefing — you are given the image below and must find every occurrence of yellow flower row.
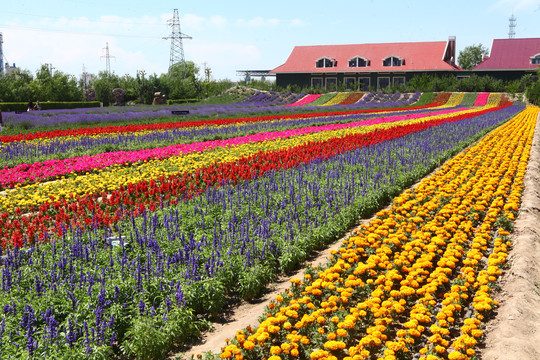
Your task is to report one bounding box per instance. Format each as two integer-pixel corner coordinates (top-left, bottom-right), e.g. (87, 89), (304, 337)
(441, 92), (466, 108)
(215, 106), (537, 360)
(1, 122), (251, 148)
(321, 93), (350, 106)
(0, 107), (485, 214)
(486, 93), (502, 107)
(1, 106), (430, 149)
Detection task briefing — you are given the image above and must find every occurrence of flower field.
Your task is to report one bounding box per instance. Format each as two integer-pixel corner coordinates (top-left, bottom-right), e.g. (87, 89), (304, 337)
(0, 93), (535, 359)
(217, 105), (539, 360)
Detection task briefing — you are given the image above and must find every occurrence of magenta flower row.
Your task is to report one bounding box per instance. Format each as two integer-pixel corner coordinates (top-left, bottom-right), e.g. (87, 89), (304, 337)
(0, 108), (463, 188)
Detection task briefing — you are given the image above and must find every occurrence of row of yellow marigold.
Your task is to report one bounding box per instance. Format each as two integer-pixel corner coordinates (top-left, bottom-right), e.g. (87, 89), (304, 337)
(215, 106), (538, 360)
(0, 107), (486, 213)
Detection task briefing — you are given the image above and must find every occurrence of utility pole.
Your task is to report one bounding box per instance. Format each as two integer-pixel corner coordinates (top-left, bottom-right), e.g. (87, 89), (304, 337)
(0, 33), (3, 75)
(203, 62), (212, 82)
(44, 63), (55, 74)
(101, 42), (115, 74)
(163, 9), (192, 77)
(81, 64), (90, 89)
(508, 14), (517, 39)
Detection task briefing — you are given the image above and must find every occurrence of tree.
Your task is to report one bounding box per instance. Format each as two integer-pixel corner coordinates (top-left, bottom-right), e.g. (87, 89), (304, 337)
(525, 67), (540, 105)
(160, 61), (201, 100)
(90, 71), (121, 106)
(32, 65), (82, 101)
(458, 44), (489, 70)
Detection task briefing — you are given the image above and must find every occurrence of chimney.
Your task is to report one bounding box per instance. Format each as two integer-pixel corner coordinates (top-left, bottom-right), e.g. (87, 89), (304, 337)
(445, 36), (456, 65)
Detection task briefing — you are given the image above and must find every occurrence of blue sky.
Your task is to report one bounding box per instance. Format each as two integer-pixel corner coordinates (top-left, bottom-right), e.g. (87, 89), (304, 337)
(0, 0), (538, 81)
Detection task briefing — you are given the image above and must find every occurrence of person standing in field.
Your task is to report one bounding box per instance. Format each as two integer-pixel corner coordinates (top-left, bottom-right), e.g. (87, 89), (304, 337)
(27, 99), (33, 111)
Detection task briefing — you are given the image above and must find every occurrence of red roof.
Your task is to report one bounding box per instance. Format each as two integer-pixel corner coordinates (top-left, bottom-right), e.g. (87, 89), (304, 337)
(270, 40), (460, 73)
(473, 38), (540, 70)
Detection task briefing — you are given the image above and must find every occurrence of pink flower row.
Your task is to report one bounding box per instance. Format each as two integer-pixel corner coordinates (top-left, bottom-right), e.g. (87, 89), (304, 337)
(474, 92), (489, 106)
(0, 108), (464, 189)
(285, 94), (322, 107)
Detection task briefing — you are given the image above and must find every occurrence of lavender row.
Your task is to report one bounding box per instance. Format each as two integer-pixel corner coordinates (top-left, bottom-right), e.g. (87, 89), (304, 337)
(242, 91), (309, 105)
(0, 105), (523, 358)
(2, 92), (423, 129)
(1, 106), (451, 167)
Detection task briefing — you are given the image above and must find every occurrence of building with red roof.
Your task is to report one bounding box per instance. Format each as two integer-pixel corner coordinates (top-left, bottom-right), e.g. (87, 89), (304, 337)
(270, 37), (460, 90)
(472, 38), (540, 81)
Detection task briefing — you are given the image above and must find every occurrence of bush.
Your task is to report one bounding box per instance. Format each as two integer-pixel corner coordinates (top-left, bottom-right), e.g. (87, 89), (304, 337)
(85, 88), (96, 101)
(167, 98), (198, 105)
(526, 81), (540, 105)
(0, 101), (100, 112)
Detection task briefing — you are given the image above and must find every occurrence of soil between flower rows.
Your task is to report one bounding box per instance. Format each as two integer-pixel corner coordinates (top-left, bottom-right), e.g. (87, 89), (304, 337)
(177, 110), (540, 360)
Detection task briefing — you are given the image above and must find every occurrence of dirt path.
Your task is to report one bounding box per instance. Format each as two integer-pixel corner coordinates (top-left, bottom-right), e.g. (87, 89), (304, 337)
(179, 232), (348, 359)
(179, 108), (540, 360)
(480, 111), (540, 360)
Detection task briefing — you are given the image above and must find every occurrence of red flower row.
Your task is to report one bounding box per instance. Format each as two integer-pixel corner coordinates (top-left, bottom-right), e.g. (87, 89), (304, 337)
(0, 107), (495, 248)
(0, 101), (448, 144)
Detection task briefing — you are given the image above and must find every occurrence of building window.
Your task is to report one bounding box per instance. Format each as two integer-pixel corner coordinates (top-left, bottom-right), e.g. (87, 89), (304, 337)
(382, 56), (403, 67)
(316, 57), (335, 68)
(359, 77), (370, 91)
(531, 55), (540, 65)
(348, 56), (368, 68)
(378, 77), (390, 89)
(326, 77), (337, 91)
(393, 77), (405, 87)
(312, 77), (323, 88)
(344, 77), (356, 89)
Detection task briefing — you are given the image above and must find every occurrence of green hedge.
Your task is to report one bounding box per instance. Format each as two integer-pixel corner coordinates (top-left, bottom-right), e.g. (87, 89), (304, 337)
(0, 101), (101, 112)
(167, 99), (198, 105)
(526, 81), (540, 105)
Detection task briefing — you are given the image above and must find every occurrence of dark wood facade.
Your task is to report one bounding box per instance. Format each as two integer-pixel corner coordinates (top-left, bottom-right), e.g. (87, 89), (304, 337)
(276, 71), (461, 90)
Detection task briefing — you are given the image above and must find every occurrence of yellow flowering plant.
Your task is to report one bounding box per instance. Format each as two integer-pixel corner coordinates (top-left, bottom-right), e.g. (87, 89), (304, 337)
(216, 106), (538, 360)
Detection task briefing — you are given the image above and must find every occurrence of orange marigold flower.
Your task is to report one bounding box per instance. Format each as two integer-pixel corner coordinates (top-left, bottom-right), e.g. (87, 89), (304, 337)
(448, 351), (467, 360)
(220, 350), (232, 359)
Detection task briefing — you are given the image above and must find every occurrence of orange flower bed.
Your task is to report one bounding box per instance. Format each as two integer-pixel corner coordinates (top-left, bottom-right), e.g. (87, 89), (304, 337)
(216, 106), (538, 360)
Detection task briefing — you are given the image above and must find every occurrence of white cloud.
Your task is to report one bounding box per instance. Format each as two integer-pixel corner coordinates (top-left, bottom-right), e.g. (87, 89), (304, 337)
(489, 0), (539, 12)
(210, 15), (227, 28)
(0, 11), (304, 80)
(235, 16), (284, 28)
(182, 13), (205, 30)
(185, 42), (262, 79)
(1, 12), (171, 77)
(290, 19), (306, 27)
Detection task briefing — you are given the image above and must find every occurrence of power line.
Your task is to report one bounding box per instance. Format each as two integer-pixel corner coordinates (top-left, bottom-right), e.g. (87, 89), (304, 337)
(101, 42), (115, 74)
(0, 24), (163, 39)
(0, 33), (3, 74)
(508, 13), (516, 39)
(0, 10), (164, 26)
(163, 9), (192, 77)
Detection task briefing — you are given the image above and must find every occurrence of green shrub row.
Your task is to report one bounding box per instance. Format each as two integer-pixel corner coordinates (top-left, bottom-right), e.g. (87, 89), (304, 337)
(167, 99), (199, 105)
(0, 101), (101, 112)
